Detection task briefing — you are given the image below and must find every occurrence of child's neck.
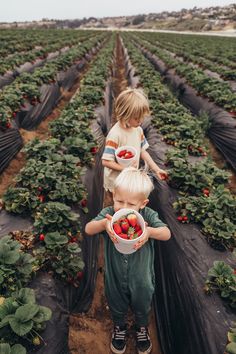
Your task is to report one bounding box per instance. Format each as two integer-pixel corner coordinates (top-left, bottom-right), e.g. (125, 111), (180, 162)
(119, 121), (133, 130)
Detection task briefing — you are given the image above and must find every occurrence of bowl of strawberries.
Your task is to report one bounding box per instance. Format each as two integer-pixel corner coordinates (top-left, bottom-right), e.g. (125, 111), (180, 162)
(115, 146), (137, 167)
(111, 208), (145, 254)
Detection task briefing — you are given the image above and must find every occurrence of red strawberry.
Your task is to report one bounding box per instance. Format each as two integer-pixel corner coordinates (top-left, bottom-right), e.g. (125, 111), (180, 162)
(203, 189), (210, 196)
(124, 152), (133, 159)
(177, 216), (183, 221)
(38, 187), (43, 192)
(6, 122), (11, 129)
(127, 214), (137, 227)
(90, 146), (98, 154)
(71, 237), (77, 243)
(117, 149), (127, 158)
(134, 223), (142, 232)
(160, 172), (168, 180)
(39, 234), (45, 241)
(135, 229), (143, 237)
(38, 195), (45, 203)
(119, 233), (129, 239)
(121, 220), (129, 233)
(113, 222), (122, 235)
(81, 199), (87, 207)
(183, 216), (188, 221)
(77, 271), (84, 280)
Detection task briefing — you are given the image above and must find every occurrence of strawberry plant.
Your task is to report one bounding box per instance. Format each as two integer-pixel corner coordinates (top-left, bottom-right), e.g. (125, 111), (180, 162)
(226, 324), (236, 354)
(34, 202), (80, 235)
(23, 138), (61, 161)
(0, 343), (26, 354)
(0, 287), (51, 350)
(166, 153), (230, 195)
(0, 236), (35, 296)
(36, 231), (84, 286)
(205, 261), (236, 309)
(3, 187), (37, 214)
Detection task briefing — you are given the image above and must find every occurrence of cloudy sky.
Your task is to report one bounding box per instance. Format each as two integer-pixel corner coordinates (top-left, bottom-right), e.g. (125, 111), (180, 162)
(1, 0), (234, 22)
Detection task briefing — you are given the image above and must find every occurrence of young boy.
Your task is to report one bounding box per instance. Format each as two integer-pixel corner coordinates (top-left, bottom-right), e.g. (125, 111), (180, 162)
(102, 88), (168, 193)
(85, 167), (171, 354)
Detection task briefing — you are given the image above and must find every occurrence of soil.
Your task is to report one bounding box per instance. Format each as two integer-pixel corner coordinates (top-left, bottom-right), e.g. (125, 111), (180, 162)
(68, 35), (162, 354)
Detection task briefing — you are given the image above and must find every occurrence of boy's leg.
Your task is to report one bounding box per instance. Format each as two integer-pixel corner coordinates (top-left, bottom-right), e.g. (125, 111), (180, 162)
(105, 279), (130, 353)
(129, 276), (154, 353)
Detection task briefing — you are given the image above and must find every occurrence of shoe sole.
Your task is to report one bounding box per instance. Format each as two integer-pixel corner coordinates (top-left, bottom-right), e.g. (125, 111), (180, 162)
(137, 342), (152, 354)
(110, 343), (127, 354)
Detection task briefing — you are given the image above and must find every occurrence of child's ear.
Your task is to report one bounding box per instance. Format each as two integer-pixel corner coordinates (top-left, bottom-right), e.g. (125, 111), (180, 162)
(140, 199), (149, 209)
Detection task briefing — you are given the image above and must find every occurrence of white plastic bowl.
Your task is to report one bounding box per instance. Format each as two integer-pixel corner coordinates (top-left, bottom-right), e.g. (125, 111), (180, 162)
(115, 146), (137, 167)
(111, 208), (145, 254)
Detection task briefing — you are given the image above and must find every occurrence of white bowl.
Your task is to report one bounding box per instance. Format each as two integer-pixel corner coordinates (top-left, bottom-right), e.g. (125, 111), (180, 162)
(111, 208), (145, 254)
(115, 146), (137, 167)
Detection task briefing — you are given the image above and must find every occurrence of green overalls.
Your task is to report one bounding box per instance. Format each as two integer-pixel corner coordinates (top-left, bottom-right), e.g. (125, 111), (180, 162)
(94, 206), (166, 327)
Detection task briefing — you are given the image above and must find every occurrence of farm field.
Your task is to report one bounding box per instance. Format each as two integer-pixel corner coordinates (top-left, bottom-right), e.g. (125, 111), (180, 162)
(0, 29), (235, 354)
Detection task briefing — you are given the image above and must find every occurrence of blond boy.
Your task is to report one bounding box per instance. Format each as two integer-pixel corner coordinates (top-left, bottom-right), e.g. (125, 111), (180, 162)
(85, 168), (171, 354)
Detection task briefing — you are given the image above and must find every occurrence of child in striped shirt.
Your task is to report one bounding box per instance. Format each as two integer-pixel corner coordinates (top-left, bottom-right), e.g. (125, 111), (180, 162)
(102, 88), (168, 192)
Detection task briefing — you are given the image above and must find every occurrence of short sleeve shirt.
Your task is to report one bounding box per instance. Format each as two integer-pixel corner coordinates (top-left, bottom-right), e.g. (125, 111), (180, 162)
(102, 122), (149, 192)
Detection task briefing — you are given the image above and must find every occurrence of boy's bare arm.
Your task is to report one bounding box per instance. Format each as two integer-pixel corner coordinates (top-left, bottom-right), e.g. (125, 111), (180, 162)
(102, 159), (124, 171)
(147, 226), (171, 241)
(140, 150), (168, 179)
(85, 219), (107, 235)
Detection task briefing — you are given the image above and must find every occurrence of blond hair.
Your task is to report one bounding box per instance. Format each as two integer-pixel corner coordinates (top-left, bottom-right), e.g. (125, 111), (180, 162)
(114, 167), (154, 198)
(115, 88), (150, 124)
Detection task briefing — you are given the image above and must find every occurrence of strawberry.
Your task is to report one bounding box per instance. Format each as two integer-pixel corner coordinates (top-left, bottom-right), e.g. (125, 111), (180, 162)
(70, 237), (77, 243)
(128, 227), (135, 239)
(113, 222), (122, 235)
(127, 214), (137, 227)
(134, 223), (141, 232)
(124, 152), (133, 159)
(203, 188), (210, 196)
(6, 122), (11, 129)
(135, 229), (143, 237)
(32, 336), (41, 346)
(39, 234), (45, 241)
(90, 146), (98, 154)
(77, 271), (84, 280)
(38, 186), (43, 192)
(121, 220), (129, 233)
(119, 233), (129, 239)
(117, 149), (127, 158)
(160, 172), (168, 180)
(177, 216), (183, 221)
(81, 199), (87, 207)
(183, 216), (188, 221)
(38, 195), (45, 203)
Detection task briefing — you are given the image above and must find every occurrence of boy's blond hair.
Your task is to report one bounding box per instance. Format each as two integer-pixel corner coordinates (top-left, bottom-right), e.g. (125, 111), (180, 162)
(114, 167), (154, 199)
(115, 88), (150, 124)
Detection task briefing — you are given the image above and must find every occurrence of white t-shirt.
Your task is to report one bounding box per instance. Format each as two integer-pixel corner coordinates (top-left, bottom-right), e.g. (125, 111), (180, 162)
(102, 122), (149, 192)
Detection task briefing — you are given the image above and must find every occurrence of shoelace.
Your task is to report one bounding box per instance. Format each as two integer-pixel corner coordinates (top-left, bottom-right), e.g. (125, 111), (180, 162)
(113, 326), (126, 340)
(136, 327), (150, 342)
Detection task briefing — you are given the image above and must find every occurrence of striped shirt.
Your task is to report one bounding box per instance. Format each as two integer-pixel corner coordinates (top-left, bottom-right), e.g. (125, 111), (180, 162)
(102, 122), (149, 191)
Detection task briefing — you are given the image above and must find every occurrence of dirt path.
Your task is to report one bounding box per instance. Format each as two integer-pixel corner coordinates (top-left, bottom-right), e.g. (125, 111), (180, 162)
(69, 34), (162, 354)
(0, 56), (95, 197)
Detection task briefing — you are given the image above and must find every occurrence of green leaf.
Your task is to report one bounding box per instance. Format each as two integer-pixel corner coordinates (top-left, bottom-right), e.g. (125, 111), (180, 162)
(33, 306), (52, 323)
(15, 304), (39, 322)
(11, 344), (26, 354)
(0, 343), (11, 354)
(226, 342), (236, 354)
(9, 317), (33, 336)
(17, 288), (35, 305)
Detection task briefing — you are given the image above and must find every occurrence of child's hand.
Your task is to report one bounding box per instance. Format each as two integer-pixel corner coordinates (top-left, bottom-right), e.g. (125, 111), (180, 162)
(133, 224), (150, 250)
(155, 168), (168, 181)
(105, 214), (119, 244)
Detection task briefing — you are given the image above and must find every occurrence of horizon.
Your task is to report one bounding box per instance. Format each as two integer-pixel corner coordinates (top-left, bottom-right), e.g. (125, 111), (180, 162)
(0, 0), (234, 23)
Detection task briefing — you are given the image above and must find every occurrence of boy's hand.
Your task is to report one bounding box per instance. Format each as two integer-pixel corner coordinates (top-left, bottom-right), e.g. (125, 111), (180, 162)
(133, 224), (149, 250)
(105, 214), (118, 244)
(155, 168), (168, 181)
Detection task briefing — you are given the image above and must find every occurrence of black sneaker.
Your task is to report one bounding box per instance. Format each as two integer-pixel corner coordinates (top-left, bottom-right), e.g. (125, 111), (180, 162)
(136, 326), (152, 354)
(110, 325), (127, 354)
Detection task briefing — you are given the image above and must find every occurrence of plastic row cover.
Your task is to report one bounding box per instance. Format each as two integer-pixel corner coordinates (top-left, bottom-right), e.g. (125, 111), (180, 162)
(141, 47), (236, 172)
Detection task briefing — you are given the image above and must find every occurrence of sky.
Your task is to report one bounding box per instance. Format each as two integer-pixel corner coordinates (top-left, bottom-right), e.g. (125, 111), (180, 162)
(0, 0), (234, 22)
